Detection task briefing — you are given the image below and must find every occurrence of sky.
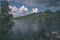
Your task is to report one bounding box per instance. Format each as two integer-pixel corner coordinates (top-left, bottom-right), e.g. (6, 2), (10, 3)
(0, 0), (60, 17)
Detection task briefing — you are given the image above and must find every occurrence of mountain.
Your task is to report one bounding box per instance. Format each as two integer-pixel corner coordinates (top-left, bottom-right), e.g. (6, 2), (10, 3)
(14, 12), (60, 20)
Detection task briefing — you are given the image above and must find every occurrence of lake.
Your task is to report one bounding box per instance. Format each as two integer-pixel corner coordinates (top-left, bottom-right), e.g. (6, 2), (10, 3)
(12, 19), (60, 40)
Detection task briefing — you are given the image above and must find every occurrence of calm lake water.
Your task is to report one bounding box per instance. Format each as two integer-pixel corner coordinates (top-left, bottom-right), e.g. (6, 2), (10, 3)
(12, 19), (60, 40)
(12, 19), (39, 34)
(12, 19), (60, 34)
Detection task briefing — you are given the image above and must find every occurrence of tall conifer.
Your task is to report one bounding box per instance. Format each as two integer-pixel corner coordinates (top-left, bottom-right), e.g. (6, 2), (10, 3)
(0, 0), (14, 40)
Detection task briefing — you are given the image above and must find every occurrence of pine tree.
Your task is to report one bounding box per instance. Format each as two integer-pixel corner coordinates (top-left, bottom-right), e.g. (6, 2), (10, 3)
(40, 28), (46, 40)
(0, 0), (14, 40)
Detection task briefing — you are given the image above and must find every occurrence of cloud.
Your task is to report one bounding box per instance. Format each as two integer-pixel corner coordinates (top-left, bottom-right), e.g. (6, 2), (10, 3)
(19, 5), (28, 12)
(9, 5), (39, 17)
(31, 8), (38, 13)
(9, 6), (13, 9)
(9, 5), (29, 17)
(19, 5), (29, 16)
(9, 6), (19, 17)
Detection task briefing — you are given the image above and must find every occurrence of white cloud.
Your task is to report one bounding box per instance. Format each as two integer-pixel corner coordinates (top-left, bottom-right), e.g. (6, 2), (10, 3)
(19, 5), (28, 12)
(9, 5), (39, 17)
(31, 8), (38, 13)
(9, 6), (13, 9)
(9, 5), (29, 17)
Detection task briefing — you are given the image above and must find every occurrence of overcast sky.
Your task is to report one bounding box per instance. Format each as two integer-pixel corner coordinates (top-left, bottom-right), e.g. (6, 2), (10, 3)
(0, 0), (60, 17)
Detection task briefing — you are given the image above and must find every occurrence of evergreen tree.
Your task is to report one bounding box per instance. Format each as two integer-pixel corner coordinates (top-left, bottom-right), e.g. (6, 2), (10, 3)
(37, 28), (47, 40)
(0, 0), (14, 40)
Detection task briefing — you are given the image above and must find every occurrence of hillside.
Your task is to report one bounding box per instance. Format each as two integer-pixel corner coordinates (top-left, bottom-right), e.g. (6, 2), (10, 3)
(14, 12), (60, 21)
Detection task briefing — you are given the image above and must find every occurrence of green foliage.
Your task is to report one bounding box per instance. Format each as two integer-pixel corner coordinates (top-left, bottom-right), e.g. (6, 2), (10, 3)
(17, 13), (60, 21)
(0, 0), (14, 40)
(1, 0), (10, 13)
(39, 28), (47, 40)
